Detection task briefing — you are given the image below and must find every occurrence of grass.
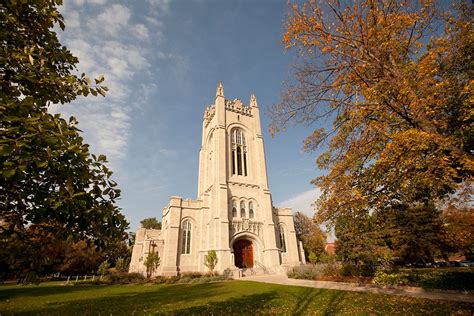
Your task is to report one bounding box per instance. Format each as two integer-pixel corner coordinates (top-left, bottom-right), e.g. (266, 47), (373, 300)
(0, 280), (473, 315)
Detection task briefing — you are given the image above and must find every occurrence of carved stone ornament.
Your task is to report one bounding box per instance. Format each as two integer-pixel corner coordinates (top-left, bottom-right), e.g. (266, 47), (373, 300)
(242, 218), (250, 230)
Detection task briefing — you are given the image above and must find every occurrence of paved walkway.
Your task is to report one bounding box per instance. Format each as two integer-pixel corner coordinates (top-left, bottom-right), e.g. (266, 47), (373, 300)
(242, 274), (474, 303)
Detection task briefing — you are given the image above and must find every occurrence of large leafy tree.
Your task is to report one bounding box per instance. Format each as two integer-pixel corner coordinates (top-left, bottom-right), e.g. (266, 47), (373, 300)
(334, 212), (391, 266)
(58, 240), (103, 276)
(384, 201), (450, 264)
(293, 212), (326, 260)
(0, 0), (128, 278)
(140, 217), (162, 229)
(271, 1), (473, 227)
(442, 203), (474, 260)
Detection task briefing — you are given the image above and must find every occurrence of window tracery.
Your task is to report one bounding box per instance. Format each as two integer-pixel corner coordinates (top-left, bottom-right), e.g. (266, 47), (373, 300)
(232, 201), (237, 218)
(231, 129), (247, 176)
(181, 220), (192, 254)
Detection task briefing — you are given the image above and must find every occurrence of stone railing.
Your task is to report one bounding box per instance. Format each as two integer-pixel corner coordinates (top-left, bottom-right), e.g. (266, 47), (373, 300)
(230, 218), (263, 236)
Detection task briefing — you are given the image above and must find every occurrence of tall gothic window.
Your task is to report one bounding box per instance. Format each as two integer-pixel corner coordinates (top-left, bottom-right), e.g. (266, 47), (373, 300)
(232, 200), (237, 218)
(181, 220), (192, 254)
(231, 129), (247, 176)
(279, 224), (287, 253)
(240, 201), (246, 218)
(249, 202), (254, 219)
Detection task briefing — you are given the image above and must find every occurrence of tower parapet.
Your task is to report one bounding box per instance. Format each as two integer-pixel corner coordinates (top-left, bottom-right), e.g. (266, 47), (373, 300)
(225, 99), (252, 116)
(203, 105), (216, 127)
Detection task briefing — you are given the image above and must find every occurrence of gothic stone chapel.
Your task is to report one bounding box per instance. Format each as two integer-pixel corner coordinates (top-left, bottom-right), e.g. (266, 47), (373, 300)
(129, 83), (305, 277)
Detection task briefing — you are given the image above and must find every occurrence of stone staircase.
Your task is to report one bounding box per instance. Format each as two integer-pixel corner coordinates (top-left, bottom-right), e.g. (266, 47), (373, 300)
(241, 261), (272, 277)
(241, 267), (264, 277)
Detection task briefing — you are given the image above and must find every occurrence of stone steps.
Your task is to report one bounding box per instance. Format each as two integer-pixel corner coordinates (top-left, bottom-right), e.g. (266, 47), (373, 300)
(241, 267), (271, 277)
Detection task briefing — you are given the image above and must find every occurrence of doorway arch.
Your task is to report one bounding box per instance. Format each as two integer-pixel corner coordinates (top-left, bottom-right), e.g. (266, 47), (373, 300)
(233, 239), (253, 268)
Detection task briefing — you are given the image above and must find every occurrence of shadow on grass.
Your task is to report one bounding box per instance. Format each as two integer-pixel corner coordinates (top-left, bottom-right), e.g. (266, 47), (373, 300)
(8, 283), (235, 315)
(291, 288), (323, 315)
(322, 290), (346, 316)
(0, 283), (101, 301)
(172, 291), (278, 315)
(281, 286), (347, 315)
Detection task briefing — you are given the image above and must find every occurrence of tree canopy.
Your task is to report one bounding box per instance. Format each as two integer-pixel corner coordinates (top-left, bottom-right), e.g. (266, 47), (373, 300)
(140, 217), (162, 230)
(294, 212), (327, 260)
(0, 0), (128, 279)
(271, 0), (473, 264)
(271, 0), (473, 225)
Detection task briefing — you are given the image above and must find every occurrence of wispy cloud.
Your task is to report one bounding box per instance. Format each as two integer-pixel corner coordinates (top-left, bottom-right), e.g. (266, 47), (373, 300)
(276, 188), (321, 216)
(72, 0), (108, 5)
(146, 0), (172, 15)
(277, 188), (335, 241)
(51, 2), (160, 165)
(91, 4), (131, 37)
(132, 24), (150, 40)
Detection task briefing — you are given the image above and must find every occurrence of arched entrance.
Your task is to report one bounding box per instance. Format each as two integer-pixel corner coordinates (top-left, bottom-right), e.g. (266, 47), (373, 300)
(233, 239), (253, 268)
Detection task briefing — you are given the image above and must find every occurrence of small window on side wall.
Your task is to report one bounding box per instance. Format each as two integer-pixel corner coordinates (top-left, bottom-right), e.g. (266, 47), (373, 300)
(181, 220), (192, 254)
(279, 224), (287, 253)
(249, 202), (254, 219)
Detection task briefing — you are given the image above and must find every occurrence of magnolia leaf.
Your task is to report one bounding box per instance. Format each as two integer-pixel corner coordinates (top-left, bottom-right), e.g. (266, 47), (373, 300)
(35, 160), (48, 168)
(4, 169), (16, 178)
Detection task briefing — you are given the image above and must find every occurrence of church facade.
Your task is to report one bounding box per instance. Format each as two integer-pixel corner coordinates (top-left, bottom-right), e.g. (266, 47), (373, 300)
(129, 83), (304, 277)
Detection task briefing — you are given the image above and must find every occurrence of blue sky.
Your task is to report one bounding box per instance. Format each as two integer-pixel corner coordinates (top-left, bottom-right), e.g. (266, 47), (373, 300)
(52, 0), (326, 232)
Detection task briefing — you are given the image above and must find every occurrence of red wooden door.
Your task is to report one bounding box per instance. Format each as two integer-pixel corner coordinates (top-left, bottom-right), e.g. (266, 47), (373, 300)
(242, 241), (253, 268)
(234, 239), (253, 268)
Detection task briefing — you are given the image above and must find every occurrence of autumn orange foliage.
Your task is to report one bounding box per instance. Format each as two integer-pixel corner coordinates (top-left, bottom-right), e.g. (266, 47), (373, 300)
(271, 0), (473, 228)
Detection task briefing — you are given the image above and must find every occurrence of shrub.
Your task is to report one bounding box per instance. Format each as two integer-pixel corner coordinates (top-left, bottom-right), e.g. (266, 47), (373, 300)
(115, 257), (128, 273)
(107, 272), (145, 284)
(210, 274), (226, 282)
(164, 276), (180, 284)
(180, 272), (203, 279)
(204, 250), (218, 274)
(150, 276), (167, 284)
(358, 264), (376, 277)
(287, 264), (322, 280)
(340, 263), (375, 277)
(341, 263), (358, 276)
(177, 277), (192, 284)
(308, 252), (317, 264)
(415, 270), (474, 291)
(321, 262), (341, 277)
(372, 270), (410, 286)
(197, 276), (211, 284)
(144, 252), (160, 278)
(98, 260), (110, 276)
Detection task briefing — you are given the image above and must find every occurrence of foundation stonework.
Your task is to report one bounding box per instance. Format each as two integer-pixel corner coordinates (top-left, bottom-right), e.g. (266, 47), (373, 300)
(129, 83), (303, 277)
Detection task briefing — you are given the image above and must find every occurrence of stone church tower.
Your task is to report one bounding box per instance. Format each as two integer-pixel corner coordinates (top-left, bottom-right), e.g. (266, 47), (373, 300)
(129, 83), (304, 277)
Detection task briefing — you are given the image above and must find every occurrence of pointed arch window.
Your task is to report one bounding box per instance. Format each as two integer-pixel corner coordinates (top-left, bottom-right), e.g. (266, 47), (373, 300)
(249, 202), (254, 219)
(232, 200), (237, 218)
(279, 224), (287, 253)
(181, 220), (192, 254)
(231, 129), (247, 176)
(240, 201), (246, 218)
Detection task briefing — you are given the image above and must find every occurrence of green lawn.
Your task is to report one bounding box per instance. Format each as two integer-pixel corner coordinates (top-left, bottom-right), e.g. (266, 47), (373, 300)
(0, 280), (472, 315)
